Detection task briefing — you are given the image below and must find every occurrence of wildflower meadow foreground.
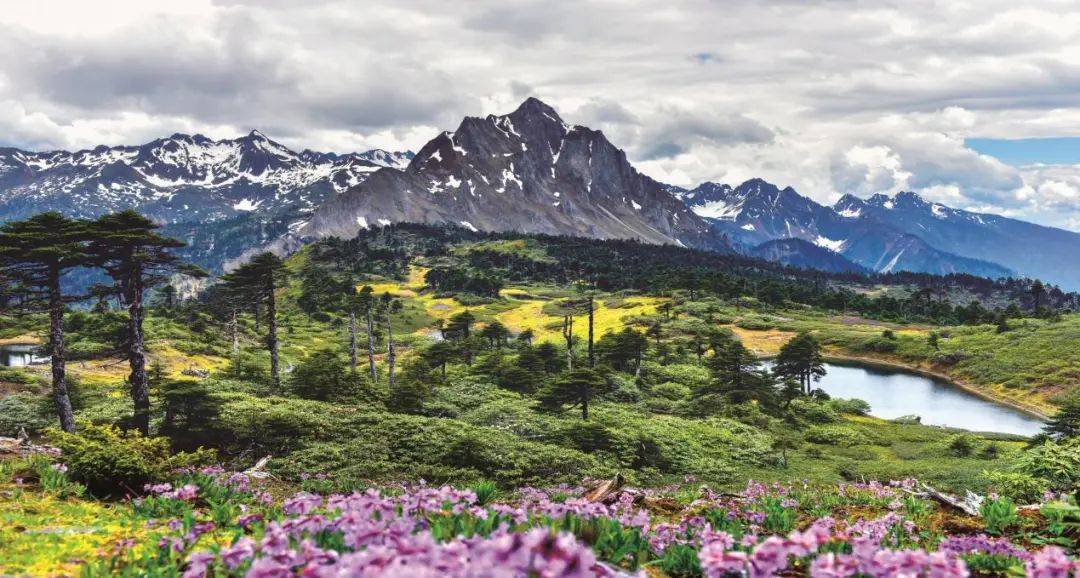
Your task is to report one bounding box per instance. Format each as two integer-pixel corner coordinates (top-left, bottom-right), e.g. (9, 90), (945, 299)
(3, 456), (1074, 578)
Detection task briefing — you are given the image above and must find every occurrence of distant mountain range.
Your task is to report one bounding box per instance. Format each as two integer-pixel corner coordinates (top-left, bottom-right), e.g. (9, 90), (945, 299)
(0, 132), (411, 270)
(673, 178), (1080, 288)
(2, 97), (1079, 290)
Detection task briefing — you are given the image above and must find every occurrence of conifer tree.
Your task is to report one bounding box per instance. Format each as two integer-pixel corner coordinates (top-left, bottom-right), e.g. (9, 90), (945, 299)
(774, 331), (826, 395)
(0, 212), (94, 432)
(220, 252), (287, 392)
(537, 367), (609, 420)
(88, 210), (204, 434)
(380, 293), (403, 389)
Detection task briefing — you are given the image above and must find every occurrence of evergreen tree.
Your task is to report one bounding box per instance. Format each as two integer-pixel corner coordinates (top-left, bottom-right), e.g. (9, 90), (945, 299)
(444, 310), (476, 364)
(595, 328), (648, 375)
(479, 320), (510, 349)
(0, 213), (94, 432)
(422, 340), (457, 379)
(1043, 397), (1080, 440)
(220, 252), (288, 392)
(88, 210), (204, 434)
(537, 368), (609, 420)
(1031, 279), (1046, 311)
(356, 285), (378, 382)
(774, 331), (826, 395)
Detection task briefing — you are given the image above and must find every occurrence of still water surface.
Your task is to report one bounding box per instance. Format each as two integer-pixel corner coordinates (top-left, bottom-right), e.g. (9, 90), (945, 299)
(804, 362), (1045, 436)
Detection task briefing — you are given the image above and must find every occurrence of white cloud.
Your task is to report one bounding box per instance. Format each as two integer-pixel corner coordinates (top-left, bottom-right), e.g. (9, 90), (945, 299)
(1, 0), (1080, 228)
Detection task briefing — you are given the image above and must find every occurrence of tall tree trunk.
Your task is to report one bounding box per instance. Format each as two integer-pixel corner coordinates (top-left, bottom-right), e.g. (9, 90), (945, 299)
(266, 281), (280, 391)
(587, 297), (595, 368)
(386, 306), (396, 390)
(562, 315), (574, 371)
(366, 308), (377, 382)
(127, 266), (150, 435)
(348, 311), (358, 371)
(47, 269), (76, 433)
(230, 309), (239, 356)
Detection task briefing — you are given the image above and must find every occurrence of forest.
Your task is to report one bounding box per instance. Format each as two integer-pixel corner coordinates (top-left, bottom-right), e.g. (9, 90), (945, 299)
(0, 214), (1077, 577)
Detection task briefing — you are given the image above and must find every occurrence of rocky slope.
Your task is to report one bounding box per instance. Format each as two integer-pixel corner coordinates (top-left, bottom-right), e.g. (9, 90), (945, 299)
(302, 98), (727, 251)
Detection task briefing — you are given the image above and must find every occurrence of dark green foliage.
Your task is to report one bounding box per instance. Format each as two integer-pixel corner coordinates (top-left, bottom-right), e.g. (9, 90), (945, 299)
(596, 328), (648, 373)
(0, 392), (53, 437)
(1044, 397), (1080, 440)
(47, 423), (212, 497)
(287, 349), (373, 402)
(159, 379), (227, 452)
(425, 265), (504, 297)
(774, 331), (826, 395)
(537, 368), (611, 420)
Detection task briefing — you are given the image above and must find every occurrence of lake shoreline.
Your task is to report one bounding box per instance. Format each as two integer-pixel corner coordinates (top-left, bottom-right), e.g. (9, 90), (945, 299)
(819, 353), (1051, 422)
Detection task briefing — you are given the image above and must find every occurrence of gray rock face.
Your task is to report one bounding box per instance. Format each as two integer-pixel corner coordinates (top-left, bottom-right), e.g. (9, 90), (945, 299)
(303, 98), (726, 251)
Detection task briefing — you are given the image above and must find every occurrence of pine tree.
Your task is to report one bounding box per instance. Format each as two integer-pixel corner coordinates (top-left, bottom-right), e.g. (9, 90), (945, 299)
(356, 285), (378, 382)
(344, 285), (377, 375)
(1043, 397), (1080, 440)
(0, 213), (94, 432)
(88, 210), (205, 434)
(220, 252), (288, 392)
(774, 331), (826, 395)
(537, 368), (609, 420)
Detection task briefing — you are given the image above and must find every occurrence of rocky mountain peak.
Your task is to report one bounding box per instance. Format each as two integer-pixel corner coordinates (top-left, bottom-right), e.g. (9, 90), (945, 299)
(302, 98), (724, 251)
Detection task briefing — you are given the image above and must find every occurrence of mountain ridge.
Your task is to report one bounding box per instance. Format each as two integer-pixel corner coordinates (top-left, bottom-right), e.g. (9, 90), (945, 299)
(301, 97), (728, 252)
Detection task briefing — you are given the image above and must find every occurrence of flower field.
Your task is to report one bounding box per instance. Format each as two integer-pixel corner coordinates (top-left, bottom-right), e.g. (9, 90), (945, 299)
(4, 456), (1075, 577)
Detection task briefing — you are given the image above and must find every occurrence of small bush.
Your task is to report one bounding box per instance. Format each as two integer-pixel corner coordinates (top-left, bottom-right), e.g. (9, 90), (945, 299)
(984, 470), (1050, 502)
(47, 423), (213, 497)
(805, 425), (865, 447)
(827, 398), (871, 416)
(0, 393), (53, 437)
(287, 349), (374, 403)
(788, 398), (840, 424)
(945, 434), (977, 457)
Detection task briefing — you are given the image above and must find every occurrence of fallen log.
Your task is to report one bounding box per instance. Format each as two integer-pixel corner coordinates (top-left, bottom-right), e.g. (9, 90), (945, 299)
(243, 455), (274, 480)
(583, 473), (625, 502)
(918, 483), (982, 516)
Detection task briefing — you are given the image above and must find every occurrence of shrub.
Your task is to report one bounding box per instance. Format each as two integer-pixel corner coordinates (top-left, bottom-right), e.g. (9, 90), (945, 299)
(47, 423), (213, 497)
(0, 392), (53, 436)
(787, 398), (840, 424)
(220, 351), (270, 383)
(946, 434), (977, 457)
(1012, 439), (1080, 491)
(805, 425), (865, 447)
(651, 381), (691, 401)
(979, 496), (1019, 536)
(287, 348), (374, 402)
(983, 470), (1050, 502)
(856, 336), (898, 353)
(827, 398), (871, 416)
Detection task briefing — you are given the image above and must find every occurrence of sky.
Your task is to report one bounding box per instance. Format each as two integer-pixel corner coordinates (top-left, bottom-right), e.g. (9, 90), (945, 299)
(3, 1), (1080, 230)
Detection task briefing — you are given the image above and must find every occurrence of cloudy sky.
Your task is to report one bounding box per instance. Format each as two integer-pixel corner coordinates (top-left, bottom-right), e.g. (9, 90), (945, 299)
(4, 1), (1080, 230)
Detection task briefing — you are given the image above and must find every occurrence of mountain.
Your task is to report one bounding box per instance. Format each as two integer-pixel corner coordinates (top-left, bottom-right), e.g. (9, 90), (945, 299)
(677, 179), (1015, 280)
(0, 133), (412, 270)
(302, 98), (727, 251)
(749, 238), (868, 274)
(834, 192), (1080, 290)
